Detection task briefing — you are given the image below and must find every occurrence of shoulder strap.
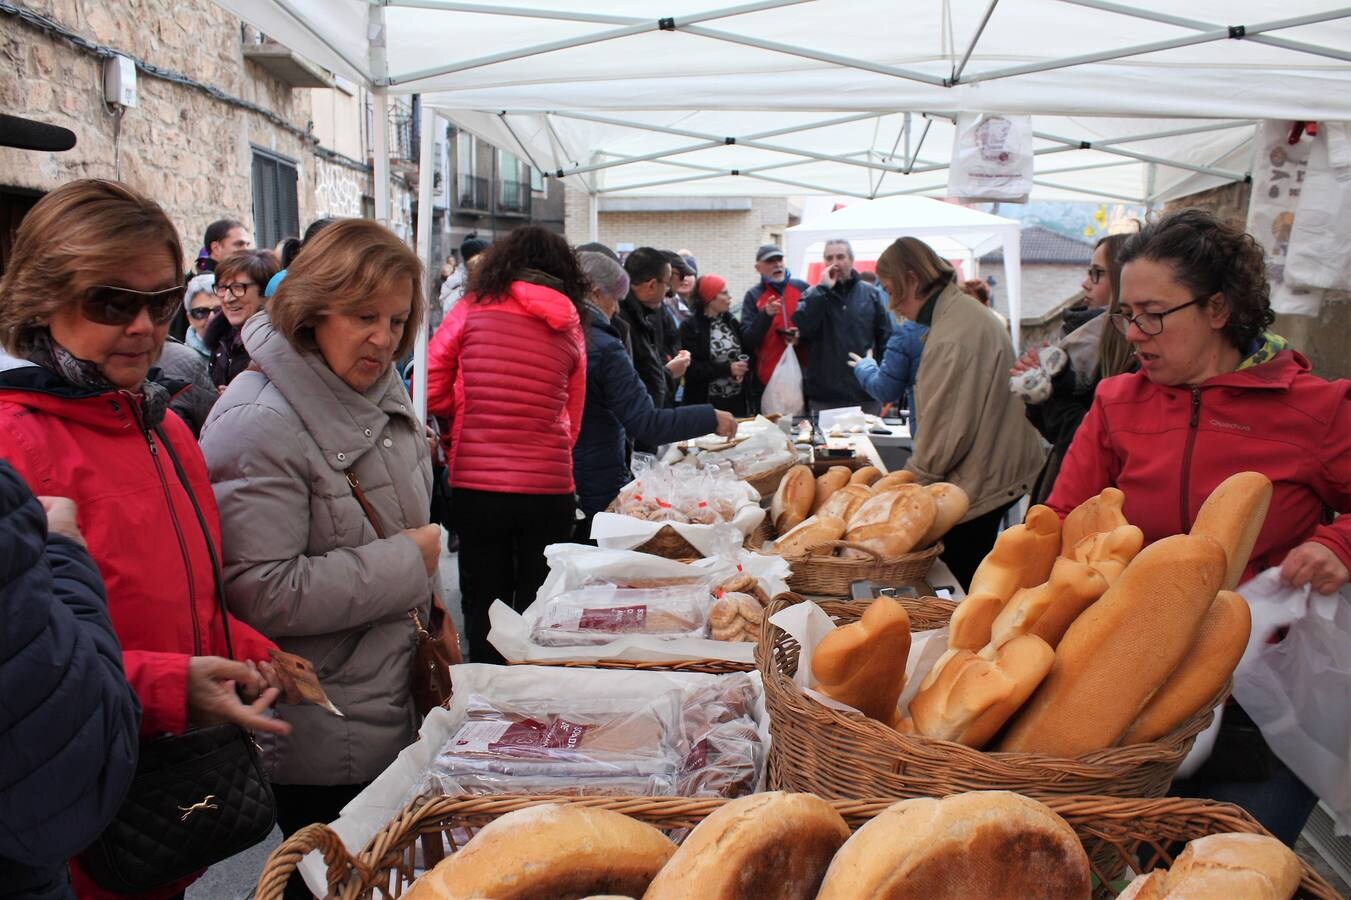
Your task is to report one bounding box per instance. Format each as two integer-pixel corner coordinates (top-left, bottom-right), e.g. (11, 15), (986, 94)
(346, 471), (387, 539)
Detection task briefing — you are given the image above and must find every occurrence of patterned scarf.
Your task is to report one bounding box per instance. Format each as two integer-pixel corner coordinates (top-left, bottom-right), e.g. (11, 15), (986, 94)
(27, 330), (170, 428)
(1237, 330), (1291, 371)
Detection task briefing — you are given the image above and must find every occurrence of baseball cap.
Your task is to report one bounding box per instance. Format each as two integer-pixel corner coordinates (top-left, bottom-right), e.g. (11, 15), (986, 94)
(0, 114), (76, 151)
(755, 244), (784, 262)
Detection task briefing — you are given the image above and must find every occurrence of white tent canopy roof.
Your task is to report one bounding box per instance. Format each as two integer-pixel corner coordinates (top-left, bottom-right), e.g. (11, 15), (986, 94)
(219, 0), (1351, 203)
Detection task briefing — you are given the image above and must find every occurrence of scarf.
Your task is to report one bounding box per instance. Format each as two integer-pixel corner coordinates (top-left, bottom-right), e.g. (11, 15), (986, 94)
(761, 270), (794, 295)
(27, 331), (170, 428)
(1237, 331), (1291, 371)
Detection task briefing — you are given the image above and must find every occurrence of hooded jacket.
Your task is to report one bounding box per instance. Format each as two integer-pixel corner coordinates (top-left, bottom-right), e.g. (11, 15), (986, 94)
(427, 280), (587, 494)
(1048, 349), (1351, 582)
(200, 315), (435, 786)
(0, 461), (139, 900)
(573, 306), (718, 516)
(792, 273), (893, 407)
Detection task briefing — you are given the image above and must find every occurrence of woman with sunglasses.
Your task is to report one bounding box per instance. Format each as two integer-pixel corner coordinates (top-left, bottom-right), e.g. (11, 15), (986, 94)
(1048, 208), (1350, 846)
(182, 273), (218, 358)
(205, 249), (279, 389)
(0, 179), (295, 899)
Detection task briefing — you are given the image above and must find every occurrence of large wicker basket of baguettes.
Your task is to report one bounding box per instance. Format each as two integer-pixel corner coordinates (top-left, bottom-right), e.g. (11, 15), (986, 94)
(253, 792), (1339, 899)
(763, 465), (961, 596)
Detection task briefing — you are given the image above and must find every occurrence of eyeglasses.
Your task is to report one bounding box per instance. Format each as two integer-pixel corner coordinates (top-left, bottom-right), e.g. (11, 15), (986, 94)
(1109, 295), (1210, 336)
(1086, 265), (1107, 285)
(213, 281), (257, 298)
(188, 305), (222, 321)
(80, 284), (182, 327)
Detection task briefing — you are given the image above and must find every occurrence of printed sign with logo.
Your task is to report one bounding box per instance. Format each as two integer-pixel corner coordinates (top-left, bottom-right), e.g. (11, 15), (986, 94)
(947, 113), (1034, 203)
(1246, 121), (1321, 316)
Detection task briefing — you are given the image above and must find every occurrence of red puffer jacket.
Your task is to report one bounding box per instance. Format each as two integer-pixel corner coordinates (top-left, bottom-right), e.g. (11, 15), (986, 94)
(1048, 350), (1351, 583)
(0, 361), (277, 899)
(427, 280), (587, 494)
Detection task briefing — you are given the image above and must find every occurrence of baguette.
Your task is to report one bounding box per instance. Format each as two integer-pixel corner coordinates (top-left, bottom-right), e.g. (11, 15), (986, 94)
(813, 466), (853, 513)
(1118, 833), (1302, 900)
(849, 465), (882, 486)
(909, 634), (1054, 749)
(771, 465), (815, 534)
(917, 482), (969, 548)
(987, 556), (1109, 651)
(817, 483), (873, 524)
(844, 485), (936, 558)
(1060, 487), (1128, 556)
(949, 505), (1061, 650)
(811, 597), (911, 726)
(1070, 523), (1145, 586)
(1190, 471), (1273, 591)
(998, 534), (1226, 756)
(1121, 590), (1251, 744)
(774, 514), (847, 558)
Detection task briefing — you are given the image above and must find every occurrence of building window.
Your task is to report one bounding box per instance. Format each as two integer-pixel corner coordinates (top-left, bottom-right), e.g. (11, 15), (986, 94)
(530, 166), (545, 195)
(497, 149), (529, 214)
(251, 148), (299, 249)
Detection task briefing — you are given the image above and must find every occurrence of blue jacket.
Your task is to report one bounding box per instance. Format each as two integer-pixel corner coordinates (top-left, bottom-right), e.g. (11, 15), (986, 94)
(852, 320), (928, 433)
(792, 274), (892, 407)
(0, 460), (139, 900)
(573, 307), (719, 516)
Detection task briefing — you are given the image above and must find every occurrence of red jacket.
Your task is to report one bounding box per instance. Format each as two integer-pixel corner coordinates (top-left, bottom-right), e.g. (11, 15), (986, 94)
(1048, 350), (1351, 583)
(0, 363), (278, 899)
(426, 280), (586, 494)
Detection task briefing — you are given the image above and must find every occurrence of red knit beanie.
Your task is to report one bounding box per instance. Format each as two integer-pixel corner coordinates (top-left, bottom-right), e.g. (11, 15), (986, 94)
(696, 274), (727, 303)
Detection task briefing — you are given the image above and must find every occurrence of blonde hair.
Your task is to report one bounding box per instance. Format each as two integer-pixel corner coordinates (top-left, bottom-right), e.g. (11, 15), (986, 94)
(0, 179), (182, 354)
(875, 237), (955, 310)
(267, 218), (424, 359)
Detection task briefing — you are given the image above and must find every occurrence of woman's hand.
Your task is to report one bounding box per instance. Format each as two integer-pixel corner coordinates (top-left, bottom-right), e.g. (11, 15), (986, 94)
(403, 524), (443, 575)
(1280, 541), (1350, 595)
(1010, 345), (1043, 376)
(847, 352), (863, 369)
(187, 656), (291, 735)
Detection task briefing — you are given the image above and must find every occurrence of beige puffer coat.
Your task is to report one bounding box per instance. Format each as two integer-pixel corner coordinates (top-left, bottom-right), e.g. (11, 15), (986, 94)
(201, 314), (435, 786)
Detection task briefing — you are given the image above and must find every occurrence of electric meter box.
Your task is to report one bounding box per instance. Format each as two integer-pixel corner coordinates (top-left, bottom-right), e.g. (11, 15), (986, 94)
(103, 55), (138, 108)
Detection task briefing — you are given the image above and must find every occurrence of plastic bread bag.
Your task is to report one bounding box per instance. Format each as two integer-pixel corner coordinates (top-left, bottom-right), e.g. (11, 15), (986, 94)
(530, 583), (713, 647)
(676, 673), (763, 797)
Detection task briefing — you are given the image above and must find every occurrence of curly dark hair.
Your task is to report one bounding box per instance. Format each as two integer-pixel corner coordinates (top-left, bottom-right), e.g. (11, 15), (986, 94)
(1117, 208), (1274, 352)
(469, 226), (590, 325)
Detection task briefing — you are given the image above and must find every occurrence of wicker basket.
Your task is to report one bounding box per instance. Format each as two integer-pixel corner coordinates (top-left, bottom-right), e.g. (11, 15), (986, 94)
(508, 656), (754, 674)
(254, 794), (1340, 900)
(758, 594), (1222, 802)
(774, 539), (943, 596)
(743, 458), (797, 500)
(603, 508), (771, 559)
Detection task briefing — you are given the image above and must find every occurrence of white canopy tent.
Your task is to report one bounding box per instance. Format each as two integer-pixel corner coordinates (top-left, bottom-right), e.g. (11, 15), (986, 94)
(783, 196), (1023, 342)
(212, 0), (1351, 419)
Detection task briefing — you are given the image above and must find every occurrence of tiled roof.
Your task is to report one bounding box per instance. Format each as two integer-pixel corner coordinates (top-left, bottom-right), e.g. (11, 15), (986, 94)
(981, 225), (1095, 264)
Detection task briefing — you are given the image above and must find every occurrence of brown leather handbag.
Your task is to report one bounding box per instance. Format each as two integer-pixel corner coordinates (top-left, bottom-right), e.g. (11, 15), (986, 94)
(347, 471), (462, 715)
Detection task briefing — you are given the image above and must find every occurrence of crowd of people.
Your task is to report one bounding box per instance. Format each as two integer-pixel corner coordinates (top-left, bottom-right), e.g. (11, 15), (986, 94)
(1, 173), (1347, 900)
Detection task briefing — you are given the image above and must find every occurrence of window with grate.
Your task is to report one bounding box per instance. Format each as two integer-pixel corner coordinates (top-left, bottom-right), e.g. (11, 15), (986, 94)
(251, 148), (300, 250)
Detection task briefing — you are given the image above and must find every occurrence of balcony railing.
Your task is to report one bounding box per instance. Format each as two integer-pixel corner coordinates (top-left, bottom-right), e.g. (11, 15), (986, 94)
(458, 174), (490, 211)
(498, 179), (532, 216)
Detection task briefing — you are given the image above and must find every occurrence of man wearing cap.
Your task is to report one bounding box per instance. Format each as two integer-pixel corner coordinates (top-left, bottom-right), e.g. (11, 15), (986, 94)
(792, 238), (892, 414)
(740, 243), (810, 406)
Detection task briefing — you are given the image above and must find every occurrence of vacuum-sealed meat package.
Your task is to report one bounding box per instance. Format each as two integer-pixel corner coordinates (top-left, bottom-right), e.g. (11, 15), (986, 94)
(530, 582), (713, 647)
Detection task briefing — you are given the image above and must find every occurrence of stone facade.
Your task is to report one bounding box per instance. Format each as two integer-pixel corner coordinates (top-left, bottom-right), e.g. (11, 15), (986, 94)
(1, 0), (413, 264)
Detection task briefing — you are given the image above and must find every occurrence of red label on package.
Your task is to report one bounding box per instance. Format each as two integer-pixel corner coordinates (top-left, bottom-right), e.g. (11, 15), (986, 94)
(578, 605), (647, 632)
(486, 717), (589, 753)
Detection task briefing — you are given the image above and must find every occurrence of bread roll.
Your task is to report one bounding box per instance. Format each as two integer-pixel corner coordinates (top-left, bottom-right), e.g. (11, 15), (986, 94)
(817, 483), (873, 524)
(872, 470), (916, 492)
(949, 506), (1061, 650)
(1190, 471), (1273, 591)
(643, 792), (850, 900)
(917, 482), (969, 548)
(850, 465), (882, 486)
(404, 803), (675, 900)
(815, 791), (1091, 900)
(909, 634), (1054, 749)
(813, 466), (853, 513)
(1071, 523), (1145, 586)
(988, 557), (1109, 651)
(811, 597), (911, 726)
(1118, 833), (1302, 900)
(845, 485), (936, 558)
(1060, 487), (1128, 556)
(999, 534), (1226, 756)
(772, 465), (815, 534)
(1122, 590), (1251, 745)
(774, 514), (847, 558)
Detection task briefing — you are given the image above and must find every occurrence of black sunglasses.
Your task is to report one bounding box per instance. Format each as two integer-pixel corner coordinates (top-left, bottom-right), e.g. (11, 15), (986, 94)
(188, 305), (222, 321)
(81, 284), (182, 327)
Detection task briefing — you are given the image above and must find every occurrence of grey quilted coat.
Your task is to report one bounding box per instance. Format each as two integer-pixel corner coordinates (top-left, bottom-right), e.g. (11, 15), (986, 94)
(201, 314), (435, 786)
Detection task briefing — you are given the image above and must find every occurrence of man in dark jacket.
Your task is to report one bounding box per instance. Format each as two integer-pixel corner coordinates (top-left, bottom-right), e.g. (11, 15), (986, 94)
(0, 461), (140, 900)
(793, 238), (892, 413)
(618, 249), (691, 453)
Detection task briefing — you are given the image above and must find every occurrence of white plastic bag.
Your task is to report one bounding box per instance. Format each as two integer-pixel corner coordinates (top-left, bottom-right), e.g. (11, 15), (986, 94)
(1286, 123), (1351, 291)
(947, 113), (1034, 203)
(760, 344), (805, 418)
(1232, 568), (1351, 835)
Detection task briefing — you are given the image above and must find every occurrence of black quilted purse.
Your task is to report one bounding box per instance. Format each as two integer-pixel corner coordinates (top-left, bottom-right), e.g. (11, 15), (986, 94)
(79, 427), (277, 891)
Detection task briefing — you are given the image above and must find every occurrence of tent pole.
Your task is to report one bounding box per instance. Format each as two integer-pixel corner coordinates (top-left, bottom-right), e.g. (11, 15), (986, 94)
(680, 25), (947, 86)
(372, 90), (391, 225)
(588, 193), (599, 242)
(413, 102), (436, 425)
(952, 0), (1000, 82)
(385, 0), (643, 25)
(1032, 134), (1248, 181)
(1031, 179), (1146, 203)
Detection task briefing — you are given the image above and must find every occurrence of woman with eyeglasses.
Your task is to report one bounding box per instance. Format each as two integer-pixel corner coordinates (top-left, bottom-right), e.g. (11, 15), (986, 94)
(205, 249), (279, 390)
(1048, 208), (1350, 846)
(0, 179), (295, 898)
(1011, 232), (1135, 503)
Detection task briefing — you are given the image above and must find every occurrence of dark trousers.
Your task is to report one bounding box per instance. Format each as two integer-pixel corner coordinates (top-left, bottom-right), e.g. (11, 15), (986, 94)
(939, 499), (1019, 592)
(450, 488), (576, 664)
(272, 782), (369, 900)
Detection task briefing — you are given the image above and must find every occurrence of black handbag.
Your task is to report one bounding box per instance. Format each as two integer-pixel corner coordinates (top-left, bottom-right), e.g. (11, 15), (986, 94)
(79, 426), (278, 892)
